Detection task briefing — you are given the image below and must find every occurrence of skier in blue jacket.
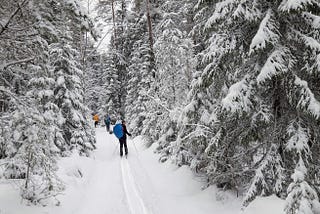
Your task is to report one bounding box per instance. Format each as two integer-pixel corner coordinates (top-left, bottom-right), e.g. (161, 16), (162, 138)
(104, 115), (111, 132)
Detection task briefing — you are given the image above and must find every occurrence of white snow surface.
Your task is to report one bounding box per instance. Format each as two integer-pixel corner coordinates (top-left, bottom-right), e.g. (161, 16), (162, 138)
(0, 128), (285, 214)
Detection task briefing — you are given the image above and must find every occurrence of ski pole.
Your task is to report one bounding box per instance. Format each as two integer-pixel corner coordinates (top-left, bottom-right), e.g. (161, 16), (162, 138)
(112, 142), (118, 155)
(132, 140), (139, 155)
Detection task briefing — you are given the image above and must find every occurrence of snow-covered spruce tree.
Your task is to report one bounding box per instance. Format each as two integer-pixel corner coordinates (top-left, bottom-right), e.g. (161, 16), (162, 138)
(146, 0), (196, 161)
(284, 121), (320, 214)
(0, 0), (96, 203)
(128, 0), (194, 150)
(242, 143), (285, 206)
(100, 48), (122, 119)
(193, 0), (320, 211)
(10, 108), (64, 204)
(50, 41), (96, 156)
(154, 0), (194, 109)
(124, 0), (170, 139)
(0, 0), (72, 203)
(10, 59), (64, 204)
(49, 0), (96, 156)
(124, 3), (154, 135)
(113, 0), (129, 118)
(96, 0), (132, 119)
(126, 41), (154, 135)
(83, 47), (105, 115)
(0, 0), (35, 137)
(0, 119), (10, 159)
(164, 0), (217, 172)
(93, 0), (121, 119)
(34, 0), (96, 155)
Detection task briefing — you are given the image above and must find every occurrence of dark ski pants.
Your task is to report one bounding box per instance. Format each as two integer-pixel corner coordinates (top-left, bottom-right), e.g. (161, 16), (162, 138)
(119, 138), (128, 156)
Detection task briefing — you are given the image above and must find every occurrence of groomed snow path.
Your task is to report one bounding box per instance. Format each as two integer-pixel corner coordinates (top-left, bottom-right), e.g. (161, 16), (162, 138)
(58, 127), (242, 214)
(62, 127), (158, 214)
(0, 127), (285, 214)
(70, 127), (240, 214)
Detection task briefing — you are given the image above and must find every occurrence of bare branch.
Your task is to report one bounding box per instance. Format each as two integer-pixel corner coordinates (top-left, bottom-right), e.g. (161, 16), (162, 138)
(0, 86), (30, 108)
(1, 57), (35, 70)
(143, 92), (171, 112)
(86, 28), (113, 57)
(7, 21), (40, 32)
(0, 0), (29, 36)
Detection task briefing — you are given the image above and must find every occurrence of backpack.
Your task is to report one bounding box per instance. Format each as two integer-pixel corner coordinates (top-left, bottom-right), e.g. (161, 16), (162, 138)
(113, 124), (123, 139)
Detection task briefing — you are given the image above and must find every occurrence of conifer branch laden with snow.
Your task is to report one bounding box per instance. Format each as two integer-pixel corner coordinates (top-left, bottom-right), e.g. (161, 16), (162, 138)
(256, 47), (293, 84)
(0, 0), (96, 203)
(1, 0), (320, 211)
(284, 121), (320, 213)
(249, 9), (279, 54)
(179, 0), (320, 213)
(243, 144), (284, 207)
(292, 76), (320, 119)
(221, 75), (254, 114)
(279, 0), (318, 12)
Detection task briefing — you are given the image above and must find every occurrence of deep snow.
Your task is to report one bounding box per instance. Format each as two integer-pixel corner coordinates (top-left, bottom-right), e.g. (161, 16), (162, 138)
(0, 127), (285, 214)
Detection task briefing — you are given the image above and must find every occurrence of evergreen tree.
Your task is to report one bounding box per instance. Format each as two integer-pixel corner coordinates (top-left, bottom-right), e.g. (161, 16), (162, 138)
(0, 0), (96, 203)
(100, 48), (122, 119)
(185, 0), (320, 212)
(50, 41), (96, 155)
(124, 4), (154, 134)
(96, 0), (131, 119)
(84, 48), (104, 115)
(284, 121), (320, 214)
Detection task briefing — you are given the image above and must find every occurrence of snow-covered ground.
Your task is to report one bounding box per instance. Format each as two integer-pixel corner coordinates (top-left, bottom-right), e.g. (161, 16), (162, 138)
(0, 127), (285, 214)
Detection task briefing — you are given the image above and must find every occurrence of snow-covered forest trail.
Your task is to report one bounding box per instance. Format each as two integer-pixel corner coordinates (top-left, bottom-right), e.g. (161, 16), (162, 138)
(0, 127), (284, 214)
(59, 127), (243, 214)
(72, 127), (240, 214)
(81, 127), (155, 214)
(69, 128), (129, 214)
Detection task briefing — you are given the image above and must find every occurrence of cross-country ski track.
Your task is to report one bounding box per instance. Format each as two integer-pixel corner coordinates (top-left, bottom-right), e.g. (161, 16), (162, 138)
(0, 127), (285, 214)
(73, 127), (157, 214)
(121, 158), (149, 214)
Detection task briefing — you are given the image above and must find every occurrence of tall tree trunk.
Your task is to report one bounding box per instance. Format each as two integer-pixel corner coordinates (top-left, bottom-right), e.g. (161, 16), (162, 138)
(25, 150), (32, 189)
(145, 0), (153, 50)
(111, 0), (117, 47)
(145, 0), (156, 79)
(82, 0), (90, 72)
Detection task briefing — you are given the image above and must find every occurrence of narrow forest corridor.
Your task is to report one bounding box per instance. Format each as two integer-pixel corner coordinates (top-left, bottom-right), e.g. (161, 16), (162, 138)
(0, 128), (284, 214)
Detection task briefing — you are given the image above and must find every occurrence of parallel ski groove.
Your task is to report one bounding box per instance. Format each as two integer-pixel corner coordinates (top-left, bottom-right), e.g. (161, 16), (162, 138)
(120, 158), (149, 214)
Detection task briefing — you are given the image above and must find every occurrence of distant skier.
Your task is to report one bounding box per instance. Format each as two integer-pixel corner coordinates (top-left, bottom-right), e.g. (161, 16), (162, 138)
(104, 115), (111, 133)
(113, 120), (132, 157)
(93, 114), (99, 128)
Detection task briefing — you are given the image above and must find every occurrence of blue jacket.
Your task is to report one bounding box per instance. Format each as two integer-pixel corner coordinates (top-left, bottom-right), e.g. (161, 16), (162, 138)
(105, 116), (111, 125)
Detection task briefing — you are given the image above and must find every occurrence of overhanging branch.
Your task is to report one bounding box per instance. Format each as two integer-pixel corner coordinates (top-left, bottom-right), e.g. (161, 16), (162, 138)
(0, 0), (29, 36)
(1, 57), (35, 70)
